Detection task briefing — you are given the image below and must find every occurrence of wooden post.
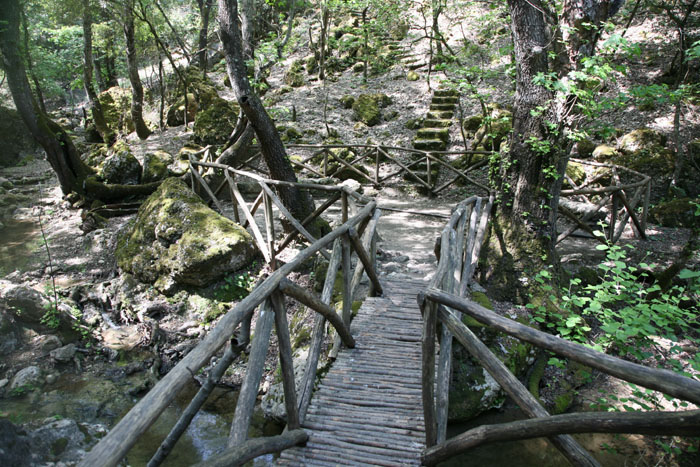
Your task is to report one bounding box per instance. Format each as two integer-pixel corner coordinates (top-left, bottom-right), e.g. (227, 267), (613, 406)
(347, 227), (383, 296)
(609, 191), (618, 243)
(341, 190), (348, 223)
(228, 300), (276, 446)
(270, 292), (300, 430)
(375, 146), (380, 185)
(263, 191), (276, 270)
(330, 232), (353, 359)
(224, 171), (241, 224)
(419, 293), (438, 448)
(642, 179), (651, 233)
(427, 154), (432, 187)
(194, 429), (308, 467)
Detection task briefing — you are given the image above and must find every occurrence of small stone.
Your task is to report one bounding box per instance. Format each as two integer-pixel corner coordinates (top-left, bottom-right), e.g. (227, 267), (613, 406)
(406, 71), (419, 81)
(50, 344), (77, 363)
(45, 373), (57, 384)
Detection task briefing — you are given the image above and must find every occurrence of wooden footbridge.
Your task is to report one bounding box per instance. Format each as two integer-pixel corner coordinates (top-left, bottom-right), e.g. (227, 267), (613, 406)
(80, 155), (700, 467)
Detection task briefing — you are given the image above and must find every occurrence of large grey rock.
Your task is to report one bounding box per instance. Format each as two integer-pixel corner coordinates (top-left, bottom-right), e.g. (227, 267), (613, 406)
(0, 419), (35, 466)
(10, 366), (42, 391)
(50, 343), (77, 363)
(0, 312), (20, 355)
(101, 142), (142, 185)
(29, 418), (108, 465)
(115, 178), (258, 292)
(0, 280), (51, 325)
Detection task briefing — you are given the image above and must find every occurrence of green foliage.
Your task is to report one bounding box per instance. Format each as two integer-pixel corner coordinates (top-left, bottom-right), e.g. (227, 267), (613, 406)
(215, 265), (258, 302)
(530, 233), (700, 378)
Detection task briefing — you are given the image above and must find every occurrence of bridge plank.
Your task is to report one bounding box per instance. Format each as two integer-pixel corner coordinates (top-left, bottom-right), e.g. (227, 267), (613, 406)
(277, 278), (426, 465)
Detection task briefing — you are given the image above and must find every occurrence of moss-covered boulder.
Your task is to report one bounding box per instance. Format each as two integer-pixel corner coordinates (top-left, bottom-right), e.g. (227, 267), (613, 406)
(0, 106), (37, 167)
(565, 161), (586, 186)
(142, 151), (172, 183)
(98, 87), (134, 136)
(351, 94), (390, 127)
(617, 128), (667, 154)
(100, 141), (141, 185)
(115, 178), (258, 292)
(592, 144), (618, 160)
(166, 93), (198, 127)
(449, 300), (536, 421)
(339, 95), (355, 109)
(650, 198), (699, 228)
(305, 54), (318, 74)
(193, 97), (240, 145)
(573, 139), (596, 158)
(473, 107), (512, 151)
(462, 115), (483, 133)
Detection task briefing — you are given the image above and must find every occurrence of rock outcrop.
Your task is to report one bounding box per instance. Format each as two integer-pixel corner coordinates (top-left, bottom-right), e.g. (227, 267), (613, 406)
(115, 178), (258, 292)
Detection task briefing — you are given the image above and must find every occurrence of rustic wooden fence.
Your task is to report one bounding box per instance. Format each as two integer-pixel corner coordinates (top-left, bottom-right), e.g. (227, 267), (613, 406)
(419, 199), (700, 466)
(236, 143), (492, 195)
(558, 158), (652, 245)
(79, 169), (383, 467)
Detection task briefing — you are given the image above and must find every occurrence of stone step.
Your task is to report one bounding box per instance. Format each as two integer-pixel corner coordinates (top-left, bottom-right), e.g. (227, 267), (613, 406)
(413, 138), (447, 151)
(432, 96), (460, 105)
(433, 89), (459, 97)
(417, 128), (449, 143)
(422, 119), (452, 128)
(427, 110), (454, 120)
(429, 103), (456, 111)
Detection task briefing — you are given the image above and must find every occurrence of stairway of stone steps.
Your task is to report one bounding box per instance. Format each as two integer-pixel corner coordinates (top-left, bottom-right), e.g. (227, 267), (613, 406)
(405, 89), (459, 189)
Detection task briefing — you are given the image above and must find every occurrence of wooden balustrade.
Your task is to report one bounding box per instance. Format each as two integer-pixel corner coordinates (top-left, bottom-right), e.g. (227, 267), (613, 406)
(419, 191), (699, 466)
(79, 169), (383, 467)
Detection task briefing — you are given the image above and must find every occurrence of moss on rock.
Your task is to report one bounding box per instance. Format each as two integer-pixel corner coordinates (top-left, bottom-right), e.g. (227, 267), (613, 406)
(100, 141), (141, 185)
(98, 87), (135, 136)
(142, 151), (171, 183)
(650, 198), (699, 228)
(115, 178), (258, 293)
(166, 93), (198, 127)
(352, 94), (385, 127)
(618, 128), (667, 154)
(193, 97), (240, 145)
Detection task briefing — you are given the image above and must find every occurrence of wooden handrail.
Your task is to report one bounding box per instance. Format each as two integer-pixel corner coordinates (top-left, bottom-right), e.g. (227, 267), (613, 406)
(80, 200), (378, 467)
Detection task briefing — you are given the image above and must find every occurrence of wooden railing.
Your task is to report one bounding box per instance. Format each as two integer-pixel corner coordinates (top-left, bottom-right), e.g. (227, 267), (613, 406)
(236, 143), (492, 195)
(419, 200), (700, 466)
(558, 158), (652, 245)
(79, 170), (383, 467)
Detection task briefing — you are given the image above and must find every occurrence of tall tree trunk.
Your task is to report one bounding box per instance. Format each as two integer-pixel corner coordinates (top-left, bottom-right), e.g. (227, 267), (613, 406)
(196, 0), (213, 72)
(83, 0), (114, 144)
(218, 0), (315, 226)
(484, 0), (624, 302)
(1, 0), (90, 194)
(123, 0), (152, 139)
(19, 3), (46, 113)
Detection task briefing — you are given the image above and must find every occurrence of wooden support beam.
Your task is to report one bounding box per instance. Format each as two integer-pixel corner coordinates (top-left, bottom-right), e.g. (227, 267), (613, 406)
(227, 177), (271, 263)
(189, 160), (226, 213)
(228, 300), (276, 446)
(349, 209), (381, 298)
(263, 191), (277, 270)
(278, 279), (355, 348)
(224, 171), (241, 224)
(276, 192), (341, 255)
(270, 292), (300, 430)
(419, 293), (438, 448)
(347, 227), (383, 296)
(436, 306), (599, 467)
(426, 289), (700, 406)
(194, 429), (308, 467)
(259, 181), (331, 261)
(423, 410), (700, 466)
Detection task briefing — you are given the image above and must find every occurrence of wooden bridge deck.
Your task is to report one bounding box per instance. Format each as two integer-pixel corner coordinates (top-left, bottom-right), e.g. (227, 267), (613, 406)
(277, 278), (427, 466)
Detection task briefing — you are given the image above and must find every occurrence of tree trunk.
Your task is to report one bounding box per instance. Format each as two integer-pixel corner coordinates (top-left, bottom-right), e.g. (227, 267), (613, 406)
(484, 0), (624, 302)
(123, 0), (152, 140)
(19, 3), (46, 113)
(83, 0), (115, 144)
(1, 0), (161, 202)
(196, 0), (213, 71)
(218, 0), (316, 226)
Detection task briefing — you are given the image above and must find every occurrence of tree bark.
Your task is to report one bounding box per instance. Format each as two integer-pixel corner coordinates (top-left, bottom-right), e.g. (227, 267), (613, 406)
(218, 0), (316, 226)
(83, 0), (115, 144)
(196, 0), (213, 71)
(123, 0), (152, 139)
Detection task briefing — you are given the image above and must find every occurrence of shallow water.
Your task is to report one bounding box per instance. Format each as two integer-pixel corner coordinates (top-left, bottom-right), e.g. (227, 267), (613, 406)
(0, 218), (41, 275)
